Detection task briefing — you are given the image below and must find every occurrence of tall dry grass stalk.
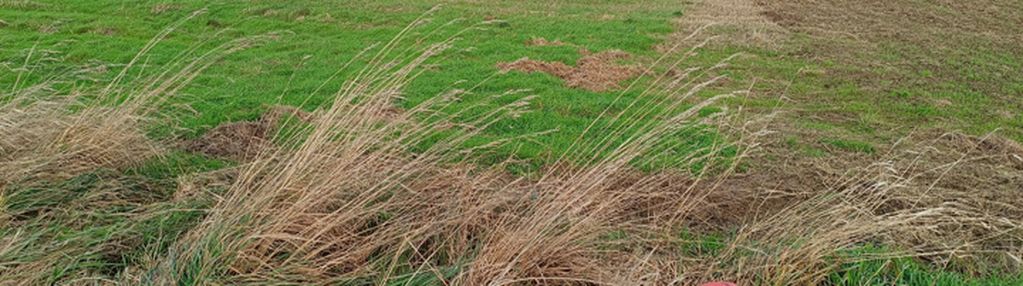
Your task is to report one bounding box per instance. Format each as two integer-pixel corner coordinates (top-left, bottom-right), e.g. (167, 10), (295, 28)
(135, 21), (767, 285)
(153, 22), (1023, 283)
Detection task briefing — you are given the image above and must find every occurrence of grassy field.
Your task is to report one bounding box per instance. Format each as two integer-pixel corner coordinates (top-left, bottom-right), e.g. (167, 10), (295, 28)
(2, 0), (1022, 285)
(2, 0), (724, 172)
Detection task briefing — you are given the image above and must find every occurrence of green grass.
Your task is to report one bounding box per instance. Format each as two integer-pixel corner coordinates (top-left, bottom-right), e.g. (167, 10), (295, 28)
(3, 1), (1021, 284)
(831, 246), (1023, 286)
(1, 170), (212, 283)
(0, 3), (732, 280)
(675, 33), (1023, 156)
(1, 0), (712, 170)
(822, 138), (876, 154)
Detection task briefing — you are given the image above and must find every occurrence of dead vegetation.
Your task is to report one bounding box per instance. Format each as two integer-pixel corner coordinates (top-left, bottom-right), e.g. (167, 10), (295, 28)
(756, 0), (1023, 48)
(150, 3), (180, 15)
(525, 37), (570, 47)
(186, 105), (311, 161)
(497, 49), (641, 92)
(676, 130), (1023, 284)
(666, 0), (787, 49)
(130, 25), (1020, 285)
(133, 23), (764, 285)
(755, 0), (1023, 86)
(0, 94), (158, 189)
(673, 0), (1023, 148)
(753, 0), (1023, 139)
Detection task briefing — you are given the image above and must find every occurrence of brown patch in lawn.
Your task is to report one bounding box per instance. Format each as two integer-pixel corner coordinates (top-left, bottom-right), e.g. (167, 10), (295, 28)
(524, 37), (569, 47)
(175, 168), (237, 201)
(91, 27), (118, 36)
(668, 0), (788, 49)
(0, 0), (44, 9)
(756, 0), (1023, 48)
(672, 0), (1023, 155)
(258, 104), (313, 126)
(687, 130), (1023, 282)
(186, 121), (268, 161)
(150, 3), (180, 15)
(868, 131), (1023, 270)
(755, 0), (1023, 97)
(186, 105), (311, 161)
(497, 50), (640, 92)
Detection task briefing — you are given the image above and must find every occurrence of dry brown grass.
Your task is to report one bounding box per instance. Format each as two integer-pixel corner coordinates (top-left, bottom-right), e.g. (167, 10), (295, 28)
(755, 0), (1023, 88)
(126, 21), (1023, 285)
(135, 23), (761, 285)
(497, 49), (641, 92)
(666, 130), (1023, 285)
(184, 105), (312, 161)
(524, 37), (570, 47)
(0, 94), (158, 189)
(753, 0), (1023, 136)
(0, 11), (281, 285)
(665, 0), (787, 50)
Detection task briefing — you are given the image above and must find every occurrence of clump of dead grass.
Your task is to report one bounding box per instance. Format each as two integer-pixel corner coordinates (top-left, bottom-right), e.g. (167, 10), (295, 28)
(150, 3), (180, 15)
(142, 20), (757, 285)
(497, 49), (641, 92)
(0, 11), (280, 284)
(0, 95), (158, 189)
(142, 20), (1023, 285)
(666, 0), (788, 50)
(525, 37), (570, 47)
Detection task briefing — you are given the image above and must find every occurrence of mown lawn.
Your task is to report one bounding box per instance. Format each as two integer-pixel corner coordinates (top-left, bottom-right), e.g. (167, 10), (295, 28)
(693, 2), (1023, 155)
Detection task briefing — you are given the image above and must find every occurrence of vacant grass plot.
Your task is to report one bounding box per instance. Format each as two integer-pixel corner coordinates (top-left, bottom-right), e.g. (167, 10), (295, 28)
(2, 0), (1023, 285)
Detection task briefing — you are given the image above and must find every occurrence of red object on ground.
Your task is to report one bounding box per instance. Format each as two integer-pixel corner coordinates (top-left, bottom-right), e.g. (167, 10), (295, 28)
(700, 282), (737, 286)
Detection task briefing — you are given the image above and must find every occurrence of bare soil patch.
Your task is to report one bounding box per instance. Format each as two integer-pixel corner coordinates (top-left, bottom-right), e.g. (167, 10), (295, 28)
(186, 121), (268, 161)
(186, 105), (310, 161)
(497, 49), (640, 92)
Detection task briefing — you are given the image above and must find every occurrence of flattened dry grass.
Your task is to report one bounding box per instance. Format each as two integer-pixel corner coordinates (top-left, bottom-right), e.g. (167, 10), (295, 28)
(135, 24), (756, 285)
(0, 94), (157, 188)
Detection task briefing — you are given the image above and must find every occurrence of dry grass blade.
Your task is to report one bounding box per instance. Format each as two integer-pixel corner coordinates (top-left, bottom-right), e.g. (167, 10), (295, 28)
(678, 131), (1023, 285)
(138, 16), (761, 285)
